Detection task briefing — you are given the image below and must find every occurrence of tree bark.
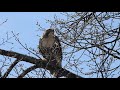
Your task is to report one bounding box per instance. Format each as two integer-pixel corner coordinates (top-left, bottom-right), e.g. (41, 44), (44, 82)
(0, 49), (83, 78)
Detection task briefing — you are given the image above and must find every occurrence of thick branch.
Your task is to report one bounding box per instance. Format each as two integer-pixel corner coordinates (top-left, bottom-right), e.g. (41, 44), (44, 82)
(0, 48), (83, 78)
(2, 59), (20, 78)
(18, 65), (38, 78)
(0, 49), (39, 64)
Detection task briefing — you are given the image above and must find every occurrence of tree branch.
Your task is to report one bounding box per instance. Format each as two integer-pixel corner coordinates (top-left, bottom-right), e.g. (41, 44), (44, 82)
(18, 65), (38, 78)
(0, 48), (83, 78)
(0, 49), (39, 64)
(2, 59), (20, 78)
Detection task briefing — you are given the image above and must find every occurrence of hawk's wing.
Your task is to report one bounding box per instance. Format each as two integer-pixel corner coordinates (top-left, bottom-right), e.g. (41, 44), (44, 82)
(54, 36), (62, 61)
(39, 38), (48, 59)
(39, 38), (46, 58)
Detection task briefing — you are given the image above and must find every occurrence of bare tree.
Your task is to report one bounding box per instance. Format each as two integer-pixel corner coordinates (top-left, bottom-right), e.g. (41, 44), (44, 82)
(47, 12), (120, 78)
(0, 12), (120, 78)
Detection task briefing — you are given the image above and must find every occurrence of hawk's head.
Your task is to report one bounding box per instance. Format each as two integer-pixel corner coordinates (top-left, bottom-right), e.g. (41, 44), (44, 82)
(43, 29), (54, 38)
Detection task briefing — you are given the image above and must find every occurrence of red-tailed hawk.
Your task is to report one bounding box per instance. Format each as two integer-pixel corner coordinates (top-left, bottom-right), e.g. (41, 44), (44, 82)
(39, 29), (62, 68)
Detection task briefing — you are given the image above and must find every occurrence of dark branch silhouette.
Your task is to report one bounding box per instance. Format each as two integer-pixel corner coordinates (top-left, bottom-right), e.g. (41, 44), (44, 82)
(2, 59), (19, 78)
(0, 48), (83, 78)
(18, 65), (38, 78)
